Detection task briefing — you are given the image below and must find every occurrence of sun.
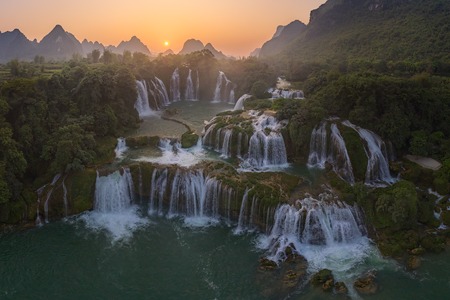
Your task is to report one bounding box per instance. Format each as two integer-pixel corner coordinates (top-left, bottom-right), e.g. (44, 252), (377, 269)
(164, 41), (169, 47)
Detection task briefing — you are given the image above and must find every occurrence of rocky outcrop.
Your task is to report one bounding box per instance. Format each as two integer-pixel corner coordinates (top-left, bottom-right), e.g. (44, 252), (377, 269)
(354, 271), (378, 295)
(259, 20), (306, 57)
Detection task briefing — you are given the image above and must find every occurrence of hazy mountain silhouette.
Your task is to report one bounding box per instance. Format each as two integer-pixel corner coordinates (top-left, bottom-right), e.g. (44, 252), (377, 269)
(107, 36), (151, 55)
(0, 25), (153, 62)
(179, 39), (228, 59)
(81, 39), (105, 55)
(38, 25), (83, 60)
(0, 29), (37, 62)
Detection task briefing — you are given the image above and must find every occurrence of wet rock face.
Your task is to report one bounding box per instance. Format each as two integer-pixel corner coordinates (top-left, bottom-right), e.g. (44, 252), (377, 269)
(256, 252), (308, 298)
(334, 281), (348, 294)
(354, 271), (378, 295)
(407, 255), (422, 270)
(310, 269), (334, 289)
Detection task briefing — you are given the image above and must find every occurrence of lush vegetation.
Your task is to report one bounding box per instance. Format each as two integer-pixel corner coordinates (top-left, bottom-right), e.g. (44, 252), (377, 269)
(271, 0), (450, 66)
(0, 49), (278, 223)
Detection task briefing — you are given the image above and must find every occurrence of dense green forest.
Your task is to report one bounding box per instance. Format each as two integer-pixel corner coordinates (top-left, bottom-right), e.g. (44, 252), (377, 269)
(0, 51), (277, 223)
(274, 0), (450, 64)
(1, 0), (450, 227)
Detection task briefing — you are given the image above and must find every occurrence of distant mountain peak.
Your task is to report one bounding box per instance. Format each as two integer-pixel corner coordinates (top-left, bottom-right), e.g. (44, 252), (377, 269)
(259, 20), (306, 57)
(50, 24), (66, 35)
(114, 36), (151, 55)
(179, 39), (227, 59)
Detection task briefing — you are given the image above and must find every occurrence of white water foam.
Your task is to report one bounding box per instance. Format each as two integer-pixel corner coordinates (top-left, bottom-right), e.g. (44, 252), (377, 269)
(79, 169), (148, 243)
(134, 138), (205, 167)
(255, 196), (383, 298)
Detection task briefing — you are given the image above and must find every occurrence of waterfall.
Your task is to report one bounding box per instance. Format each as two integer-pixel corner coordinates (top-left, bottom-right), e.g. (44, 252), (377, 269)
(229, 89), (235, 104)
(256, 195), (374, 297)
(308, 120), (394, 185)
(236, 132), (243, 158)
(233, 94), (252, 111)
(213, 71), (234, 103)
(184, 69), (196, 100)
(160, 169), (225, 226)
(149, 168), (169, 216)
(220, 130), (233, 158)
(195, 70), (200, 100)
(202, 123), (216, 147)
(307, 122), (327, 168)
(342, 120), (395, 185)
(43, 174), (62, 223)
(149, 77), (170, 108)
(214, 128), (222, 151)
(170, 68), (181, 102)
(82, 168), (147, 242)
(234, 188), (250, 234)
(329, 124), (354, 184)
(269, 88), (304, 99)
(249, 197), (259, 229)
(134, 80), (155, 117)
(62, 176), (68, 216)
(94, 169), (134, 212)
(259, 196), (367, 262)
(243, 113), (288, 169)
(203, 126), (233, 158)
(114, 137), (128, 158)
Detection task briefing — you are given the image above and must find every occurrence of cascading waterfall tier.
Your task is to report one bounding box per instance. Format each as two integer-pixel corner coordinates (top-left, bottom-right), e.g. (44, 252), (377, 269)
(148, 76), (170, 109)
(308, 119), (395, 185)
(82, 168), (147, 242)
(242, 111), (288, 169)
(268, 88), (304, 99)
(202, 111), (288, 169)
(114, 137), (128, 158)
(342, 120), (396, 185)
(168, 67), (201, 101)
(268, 77), (304, 99)
(170, 68), (181, 102)
(213, 71), (235, 103)
(134, 80), (155, 117)
(256, 193), (374, 297)
(143, 164), (263, 229)
(233, 94), (252, 111)
(94, 169), (134, 212)
(259, 195), (367, 262)
(185, 69), (199, 100)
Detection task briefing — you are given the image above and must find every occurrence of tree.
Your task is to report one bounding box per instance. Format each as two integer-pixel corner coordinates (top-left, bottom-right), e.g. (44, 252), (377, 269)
(102, 50), (114, 64)
(92, 49), (101, 63)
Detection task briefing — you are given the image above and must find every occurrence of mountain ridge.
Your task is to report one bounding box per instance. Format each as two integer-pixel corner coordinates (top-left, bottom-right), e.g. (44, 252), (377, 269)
(279, 0), (450, 62)
(178, 38), (228, 59)
(0, 25), (152, 62)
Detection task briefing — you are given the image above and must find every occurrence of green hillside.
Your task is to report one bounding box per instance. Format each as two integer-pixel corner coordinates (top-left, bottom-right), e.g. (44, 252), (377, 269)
(278, 0), (450, 63)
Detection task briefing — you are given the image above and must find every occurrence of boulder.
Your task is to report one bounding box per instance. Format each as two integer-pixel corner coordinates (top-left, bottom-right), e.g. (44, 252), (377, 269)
(354, 271), (378, 295)
(310, 269), (334, 288)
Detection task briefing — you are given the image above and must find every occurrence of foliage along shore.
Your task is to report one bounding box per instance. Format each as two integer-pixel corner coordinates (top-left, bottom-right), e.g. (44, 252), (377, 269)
(0, 45), (449, 269)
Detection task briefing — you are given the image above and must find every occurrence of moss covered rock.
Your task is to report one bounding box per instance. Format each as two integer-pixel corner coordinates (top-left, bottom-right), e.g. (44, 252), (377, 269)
(310, 269), (333, 287)
(181, 131), (199, 148)
(354, 272), (378, 295)
(68, 168), (97, 214)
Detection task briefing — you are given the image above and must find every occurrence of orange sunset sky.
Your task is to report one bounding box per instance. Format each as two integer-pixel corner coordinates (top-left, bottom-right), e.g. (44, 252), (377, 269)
(0, 0), (326, 57)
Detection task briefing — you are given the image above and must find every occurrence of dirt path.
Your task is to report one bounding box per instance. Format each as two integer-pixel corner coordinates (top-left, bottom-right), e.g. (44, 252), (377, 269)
(405, 155), (442, 171)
